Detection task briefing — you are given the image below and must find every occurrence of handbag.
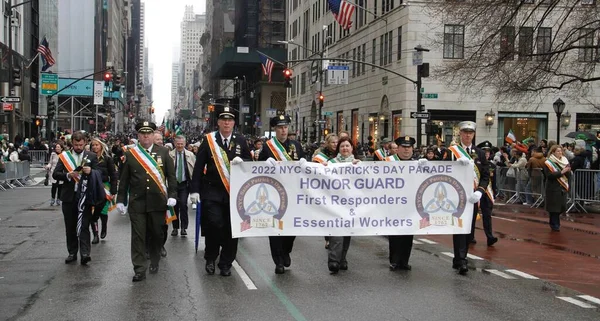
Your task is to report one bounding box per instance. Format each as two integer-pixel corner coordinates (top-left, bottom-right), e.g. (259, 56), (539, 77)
(44, 171), (49, 186)
(506, 167), (516, 178)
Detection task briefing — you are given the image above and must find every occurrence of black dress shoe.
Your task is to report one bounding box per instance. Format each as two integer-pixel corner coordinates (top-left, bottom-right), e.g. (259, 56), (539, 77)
(205, 261), (215, 275)
(132, 273), (146, 282)
(275, 264), (285, 274)
(328, 262), (340, 274)
(487, 237), (498, 247)
(458, 263), (468, 275)
(160, 247), (167, 257)
(149, 264), (159, 274)
(397, 263), (412, 271)
(339, 261), (348, 270)
(100, 227), (107, 239)
(181, 229), (187, 236)
(171, 229), (178, 236)
(389, 263), (399, 271)
(81, 255), (91, 265)
(92, 234), (99, 244)
(220, 267), (232, 277)
(65, 254), (77, 264)
(283, 254), (291, 267)
(469, 239), (477, 244)
(452, 263), (460, 270)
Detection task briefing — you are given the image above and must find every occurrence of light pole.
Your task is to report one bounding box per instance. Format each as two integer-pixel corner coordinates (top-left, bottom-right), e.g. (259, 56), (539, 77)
(553, 98), (565, 144)
(415, 46), (430, 148)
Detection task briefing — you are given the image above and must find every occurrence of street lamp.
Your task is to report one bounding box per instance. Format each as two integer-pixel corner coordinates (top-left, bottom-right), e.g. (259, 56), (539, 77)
(561, 111), (571, 129)
(484, 109), (495, 131)
(553, 98), (565, 144)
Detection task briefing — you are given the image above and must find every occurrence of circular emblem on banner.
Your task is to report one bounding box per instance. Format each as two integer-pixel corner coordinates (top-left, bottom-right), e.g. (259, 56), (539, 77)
(236, 176), (288, 231)
(415, 175), (467, 229)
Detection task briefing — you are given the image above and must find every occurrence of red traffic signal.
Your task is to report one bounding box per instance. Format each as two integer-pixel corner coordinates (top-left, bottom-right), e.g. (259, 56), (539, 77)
(104, 72), (112, 82)
(283, 69), (292, 78)
(283, 69), (292, 88)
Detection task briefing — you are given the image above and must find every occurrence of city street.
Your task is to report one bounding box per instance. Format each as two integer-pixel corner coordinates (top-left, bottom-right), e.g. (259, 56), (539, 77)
(1, 180), (599, 321)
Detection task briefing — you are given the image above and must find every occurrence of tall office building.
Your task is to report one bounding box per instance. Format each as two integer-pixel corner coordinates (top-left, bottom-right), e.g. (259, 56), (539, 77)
(179, 6), (205, 109)
(170, 62), (179, 109)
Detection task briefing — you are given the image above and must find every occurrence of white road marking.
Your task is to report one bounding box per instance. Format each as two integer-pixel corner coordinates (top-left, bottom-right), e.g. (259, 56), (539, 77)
(493, 216), (516, 222)
(441, 252), (454, 258)
(466, 254), (484, 260)
(412, 240), (423, 245)
(417, 238), (437, 244)
(578, 295), (600, 305)
(483, 269), (516, 279)
(556, 297), (596, 308)
(505, 269), (539, 279)
(232, 260), (257, 290)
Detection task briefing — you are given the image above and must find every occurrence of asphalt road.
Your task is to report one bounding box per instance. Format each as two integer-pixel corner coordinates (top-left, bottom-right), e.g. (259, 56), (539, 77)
(1, 184), (599, 321)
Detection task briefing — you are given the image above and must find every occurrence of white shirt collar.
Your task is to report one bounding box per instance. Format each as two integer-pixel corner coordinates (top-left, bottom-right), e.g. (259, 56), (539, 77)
(461, 143), (473, 150)
(220, 133), (232, 142)
(145, 144), (154, 152)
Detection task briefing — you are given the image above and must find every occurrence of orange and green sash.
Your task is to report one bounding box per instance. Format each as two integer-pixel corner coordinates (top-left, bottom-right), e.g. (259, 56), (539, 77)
(312, 151), (329, 164)
(266, 138), (292, 161)
(448, 145), (494, 203)
(545, 159), (569, 191)
(385, 154), (400, 162)
(206, 132), (231, 193)
(374, 148), (386, 160)
(129, 144), (176, 223)
(58, 151), (80, 182)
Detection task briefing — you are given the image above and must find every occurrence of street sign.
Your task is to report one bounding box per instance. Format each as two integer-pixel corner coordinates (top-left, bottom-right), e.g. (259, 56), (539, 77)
(410, 112), (431, 120)
(40, 72), (59, 95)
(37, 115), (48, 119)
(315, 120), (327, 124)
(93, 81), (104, 105)
(2, 103), (13, 111)
(327, 65), (349, 85)
(420, 87), (425, 93)
(322, 111), (334, 116)
(412, 51), (423, 66)
(0, 96), (21, 103)
(266, 108), (277, 117)
(241, 104), (250, 113)
(422, 93), (438, 99)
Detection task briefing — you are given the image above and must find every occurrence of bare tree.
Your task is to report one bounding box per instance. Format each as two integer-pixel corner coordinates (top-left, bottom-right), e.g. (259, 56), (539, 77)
(424, 0), (600, 107)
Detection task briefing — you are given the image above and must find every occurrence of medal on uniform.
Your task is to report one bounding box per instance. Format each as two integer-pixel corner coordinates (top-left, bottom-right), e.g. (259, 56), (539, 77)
(157, 156), (163, 166)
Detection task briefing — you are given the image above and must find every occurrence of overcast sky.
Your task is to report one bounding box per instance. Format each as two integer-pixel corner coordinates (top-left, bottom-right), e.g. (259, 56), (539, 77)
(145, 0), (206, 123)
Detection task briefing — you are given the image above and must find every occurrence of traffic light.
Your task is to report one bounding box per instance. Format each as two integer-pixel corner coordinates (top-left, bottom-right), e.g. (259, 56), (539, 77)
(112, 73), (122, 92)
(324, 128), (329, 136)
(47, 98), (56, 118)
(35, 119), (41, 126)
(283, 69), (292, 88)
(207, 104), (214, 112)
(418, 63), (430, 78)
(103, 72), (112, 87)
(318, 92), (324, 108)
(12, 68), (22, 87)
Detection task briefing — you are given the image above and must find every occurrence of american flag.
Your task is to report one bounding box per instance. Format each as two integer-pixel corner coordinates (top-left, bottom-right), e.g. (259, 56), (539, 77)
(37, 37), (56, 71)
(258, 53), (274, 82)
(327, 0), (355, 30)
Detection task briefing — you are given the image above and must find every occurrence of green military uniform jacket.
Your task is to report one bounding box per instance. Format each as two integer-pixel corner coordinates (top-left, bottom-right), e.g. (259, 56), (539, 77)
(117, 144), (177, 213)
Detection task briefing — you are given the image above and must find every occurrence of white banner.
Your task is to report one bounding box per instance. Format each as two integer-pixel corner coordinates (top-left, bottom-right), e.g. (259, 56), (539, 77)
(93, 81), (104, 105)
(230, 161), (475, 238)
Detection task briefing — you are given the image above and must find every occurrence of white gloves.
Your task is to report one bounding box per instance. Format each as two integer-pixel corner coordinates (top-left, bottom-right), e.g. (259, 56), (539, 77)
(266, 157), (278, 166)
(468, 191), (482, 204)
(298, 158), (307, 166)
(167, 198), (177, 207)
(457, 158), (474, 166)
(116, 203), (126, 215)
(231, 156), (243, 165)
(190, 193), (200, 204)
(418, 158), (428, 166)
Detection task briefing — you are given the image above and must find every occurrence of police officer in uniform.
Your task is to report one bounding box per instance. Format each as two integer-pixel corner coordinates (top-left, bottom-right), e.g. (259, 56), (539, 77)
(476, 140), (498, 247)
(190, 107), (252, 276)
(259, 115), (306, 274)
(116, 121), (177, 282)
(388, 136), (416, 270)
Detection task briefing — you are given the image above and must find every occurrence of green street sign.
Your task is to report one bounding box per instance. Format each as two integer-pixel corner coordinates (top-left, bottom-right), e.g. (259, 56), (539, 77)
(420, 88), (425, 93)
(40, 73), (59, 96)
(322, 111), (334, 116)
(423, 93), (438, 99)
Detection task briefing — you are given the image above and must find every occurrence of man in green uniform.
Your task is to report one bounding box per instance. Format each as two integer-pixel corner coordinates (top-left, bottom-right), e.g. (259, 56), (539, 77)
(117, 121), (177, 282)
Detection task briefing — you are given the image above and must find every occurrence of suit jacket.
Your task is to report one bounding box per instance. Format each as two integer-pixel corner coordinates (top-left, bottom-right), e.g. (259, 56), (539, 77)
(169, 148), (196, 187)
(190, 132), (251, 202)
(116, 144), (177, 213)
(442, 145), (490, 192)
(52, 150), (99, 203)
(258, 138), (306, 161)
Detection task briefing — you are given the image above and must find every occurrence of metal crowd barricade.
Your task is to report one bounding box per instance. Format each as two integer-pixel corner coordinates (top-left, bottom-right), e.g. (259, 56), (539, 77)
(28, 150), (49, 167)
(0, 161), (32, 190)
(567, 169), (600, 213)
(496, 167), (518, 203)
(495, 167), (545, 207)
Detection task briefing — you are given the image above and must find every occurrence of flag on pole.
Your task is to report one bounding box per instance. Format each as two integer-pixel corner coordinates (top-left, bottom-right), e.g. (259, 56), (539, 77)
(505, 129), (516, 144)
(258, 52), (274, 83)
(175, 119), (183, 135)
(327, 0), (355, 30)
(37, 37), (56, 71)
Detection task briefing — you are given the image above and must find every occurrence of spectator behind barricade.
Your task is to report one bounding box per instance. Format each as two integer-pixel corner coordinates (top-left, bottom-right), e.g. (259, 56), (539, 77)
(570, 145), (589, 172)
(8, 144), (19, 162)
(525, 147), (546, 205)
(18, 146), (31, 162)
(425, 148), (437, 161)
(508, 150), (528, 204)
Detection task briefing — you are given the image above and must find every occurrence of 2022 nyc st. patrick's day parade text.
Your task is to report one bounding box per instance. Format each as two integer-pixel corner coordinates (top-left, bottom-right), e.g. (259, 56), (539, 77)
(230, 161), (475, 237)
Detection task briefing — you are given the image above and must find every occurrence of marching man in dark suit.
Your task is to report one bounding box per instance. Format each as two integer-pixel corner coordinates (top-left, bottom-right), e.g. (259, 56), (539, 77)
(190, 106), (251, 277)
(52, 131), (99, 265)
(116, 121), (177, 282)
(258, 115), (306, 274)
(169, 135), (196, 237)
(446, 121), (491, 275)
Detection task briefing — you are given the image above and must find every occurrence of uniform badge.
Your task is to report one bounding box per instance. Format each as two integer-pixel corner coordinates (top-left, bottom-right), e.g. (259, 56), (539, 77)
(157, 156), (163, 166)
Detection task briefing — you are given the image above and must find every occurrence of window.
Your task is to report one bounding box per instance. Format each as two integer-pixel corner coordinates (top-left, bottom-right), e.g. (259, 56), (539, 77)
(387, 30), (393, 64)
(380, 35), (384, 65)
(500, 26), (515, 60)
(578, 29), (596, 62)
(352, 48), (357, 77)
(372, 38), (376, 70)
(581, 0), (595, 4)
(356, 0), (365, 29)
(301, 72), (307, 94)
(357, 47), (361, 76)
(383, 32), (388, 65)
(374, 0), (377, 16)
(397, 26), (402, 61)
(362, 44), (366, 75)
(518, 27), (533, 61)
(536, 27), (552, 61)
(443, 25), (464, 59)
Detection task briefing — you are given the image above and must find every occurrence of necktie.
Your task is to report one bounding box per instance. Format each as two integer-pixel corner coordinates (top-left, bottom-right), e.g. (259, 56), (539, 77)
(177, 152), (183, 183)
(223, 138), (228, 149)
(466, 147), (471, 155)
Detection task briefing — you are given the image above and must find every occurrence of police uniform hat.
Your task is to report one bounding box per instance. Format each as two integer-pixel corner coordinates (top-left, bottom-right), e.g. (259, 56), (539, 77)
(458, 121), (476, 132)
(218, 106), (235, 119)
(270, 114), (291, 127)
(476, 140), (493, 150)
(381, 137), (391, 144)
(135, 121), (156, 134)
(394, 135), (416, 147)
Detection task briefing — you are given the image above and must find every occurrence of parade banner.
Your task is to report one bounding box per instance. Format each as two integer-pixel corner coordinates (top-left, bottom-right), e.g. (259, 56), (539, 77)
(230, 161), (475, 238)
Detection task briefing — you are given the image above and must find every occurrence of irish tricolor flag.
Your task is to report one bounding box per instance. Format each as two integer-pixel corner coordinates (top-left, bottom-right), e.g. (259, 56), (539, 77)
(506, 129), (516, 144)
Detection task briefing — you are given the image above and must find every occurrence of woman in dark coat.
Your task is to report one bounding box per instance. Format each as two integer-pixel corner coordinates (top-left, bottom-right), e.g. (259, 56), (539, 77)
(90, 138), (118, 243)
(543, 145), (572, 231)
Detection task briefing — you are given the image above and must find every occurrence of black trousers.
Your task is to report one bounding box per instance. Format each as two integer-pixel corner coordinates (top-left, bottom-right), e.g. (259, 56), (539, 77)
(173, 183), (189, 229)
(202, 200), (238, 269)
(51, 183), (62, 199)
(468, 196), (495, 242)
(453, 206), (477, 265)
(62, 201), (92, 257)
(388, 235), (414, 265)
(91, 199), (108, 227)
(269, 236), (296, 266)
(130, 211), (165, 273)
